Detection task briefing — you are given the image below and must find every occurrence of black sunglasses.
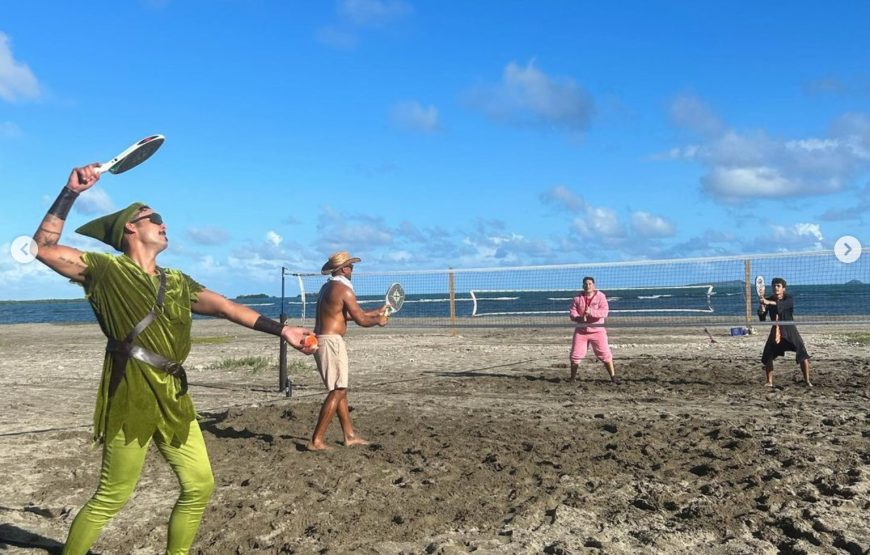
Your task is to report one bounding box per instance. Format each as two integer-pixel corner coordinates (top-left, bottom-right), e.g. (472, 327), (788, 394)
(130, 212), (164, 225)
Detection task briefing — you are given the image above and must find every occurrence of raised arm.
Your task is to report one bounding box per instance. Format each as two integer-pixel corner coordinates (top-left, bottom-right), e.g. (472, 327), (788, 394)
(192, 289), (316, 353)
(343, 290), (388, 328)
(33, 165), (101, 282)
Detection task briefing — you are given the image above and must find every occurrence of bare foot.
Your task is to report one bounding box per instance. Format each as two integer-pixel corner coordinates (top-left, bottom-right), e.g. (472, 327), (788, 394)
(306, 440), (331, 451)
(764, 382), (774, 388)
(610, 376), (622, 385)
(805, 380), (813, 389)
(344, 436), (370, 447)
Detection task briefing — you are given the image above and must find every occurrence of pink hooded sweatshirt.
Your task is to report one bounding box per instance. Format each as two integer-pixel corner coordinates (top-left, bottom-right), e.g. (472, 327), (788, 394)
(569, 291), (609, 333)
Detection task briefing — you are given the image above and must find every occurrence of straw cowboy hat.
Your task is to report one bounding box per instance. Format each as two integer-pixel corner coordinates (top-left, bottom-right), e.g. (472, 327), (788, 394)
(321, 251), (361, 275)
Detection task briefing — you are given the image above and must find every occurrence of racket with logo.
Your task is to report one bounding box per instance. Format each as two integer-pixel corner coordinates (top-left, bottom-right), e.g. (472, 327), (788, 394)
(755, 275), (766, 299)
(97, 134), (165, 175)
(384, 282), (405, 317)
(755, 274), (769, 322)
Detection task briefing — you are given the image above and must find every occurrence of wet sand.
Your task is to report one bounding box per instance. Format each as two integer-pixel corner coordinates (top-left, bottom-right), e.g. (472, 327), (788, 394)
(1, 321), (869, 554)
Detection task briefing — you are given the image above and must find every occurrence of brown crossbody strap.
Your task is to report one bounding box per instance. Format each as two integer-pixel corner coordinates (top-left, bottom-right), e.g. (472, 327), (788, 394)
(106, 269), (188, 399)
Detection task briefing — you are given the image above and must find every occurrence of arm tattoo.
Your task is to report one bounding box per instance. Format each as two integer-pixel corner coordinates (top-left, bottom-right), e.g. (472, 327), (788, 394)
(58, 256), (87, 274)
(35, 226), (61, 248)
(37, 235), (59, 248)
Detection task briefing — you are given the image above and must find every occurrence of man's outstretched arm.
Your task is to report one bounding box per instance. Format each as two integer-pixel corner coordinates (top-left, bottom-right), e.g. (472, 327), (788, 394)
(33, 165), (101, 282)
(191, 289), (316, 353)
(343, 290), (388, 328)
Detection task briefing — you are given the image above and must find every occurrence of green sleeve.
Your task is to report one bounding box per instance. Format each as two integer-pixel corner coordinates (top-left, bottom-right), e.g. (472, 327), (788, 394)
(181, 271), (205, 302)
(77, 251), (114, 296)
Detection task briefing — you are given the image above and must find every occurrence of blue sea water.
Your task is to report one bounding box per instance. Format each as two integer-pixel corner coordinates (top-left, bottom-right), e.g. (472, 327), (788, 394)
(2, 284), (869, 325)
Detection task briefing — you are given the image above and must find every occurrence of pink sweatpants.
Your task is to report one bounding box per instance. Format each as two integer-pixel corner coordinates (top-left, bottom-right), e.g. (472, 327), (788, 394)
(570, 329), (613, 363)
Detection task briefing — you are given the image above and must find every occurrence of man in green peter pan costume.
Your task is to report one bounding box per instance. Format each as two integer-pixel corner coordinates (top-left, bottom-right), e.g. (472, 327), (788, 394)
(32, 163), (316, 555)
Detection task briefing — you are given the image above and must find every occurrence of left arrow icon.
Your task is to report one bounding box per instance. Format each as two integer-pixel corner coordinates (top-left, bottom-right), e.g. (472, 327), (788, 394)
(11, 236), (38, 263)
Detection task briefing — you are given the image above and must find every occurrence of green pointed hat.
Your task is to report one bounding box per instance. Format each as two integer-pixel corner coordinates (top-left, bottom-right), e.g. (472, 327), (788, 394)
(75, 202), (146, 251)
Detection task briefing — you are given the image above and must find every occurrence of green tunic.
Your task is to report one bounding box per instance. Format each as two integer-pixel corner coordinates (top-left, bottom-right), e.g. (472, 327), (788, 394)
(79, 252), (204, 447)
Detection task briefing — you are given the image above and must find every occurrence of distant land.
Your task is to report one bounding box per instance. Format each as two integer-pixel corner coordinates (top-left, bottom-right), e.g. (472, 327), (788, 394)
(236, 293), (272, 299)
(0, 297), (87, 305)
(847, 279), (864, 285)
(689, 280), (745, 287)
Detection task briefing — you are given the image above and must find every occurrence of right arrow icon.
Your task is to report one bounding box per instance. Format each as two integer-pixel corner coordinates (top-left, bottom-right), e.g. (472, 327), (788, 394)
(835, 236), (862, 264)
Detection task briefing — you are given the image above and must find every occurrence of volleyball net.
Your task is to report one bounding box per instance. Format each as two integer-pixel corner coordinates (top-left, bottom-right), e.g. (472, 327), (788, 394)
(280, 248), (870, 329)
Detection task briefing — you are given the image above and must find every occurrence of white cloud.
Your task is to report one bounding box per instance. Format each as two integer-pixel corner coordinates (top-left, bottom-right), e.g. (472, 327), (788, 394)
(701, 166), (793, 201)
(0, 241), (70, 300)
(573, 206), (625, 241)
(466, 59), (594, 133)
(338, 0), (412, 27)
(662, 230), (740, 258)
(319, 0), (411, 50)
(669, 94), (724, 137)
(769, 222), (824, 250)
(660, 95), (870, 203)
(266, 231), (283, 246)
(646, 145), (699, 161)
(75, 187), (115, 215)
(630, 211), (675, 238)
(187, 226), (230, 246)
(315, 206), (393, 255)
(0, 32), (40, 102)
(390, 101), (440, 133)
(539, 185), (587, 213)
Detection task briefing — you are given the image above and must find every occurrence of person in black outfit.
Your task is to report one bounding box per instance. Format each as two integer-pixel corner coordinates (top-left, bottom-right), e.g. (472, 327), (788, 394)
(758, 277), (812, 388)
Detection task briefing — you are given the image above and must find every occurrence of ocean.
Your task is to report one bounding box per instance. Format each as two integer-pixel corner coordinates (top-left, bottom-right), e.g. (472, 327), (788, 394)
(2, 284), (869, 326)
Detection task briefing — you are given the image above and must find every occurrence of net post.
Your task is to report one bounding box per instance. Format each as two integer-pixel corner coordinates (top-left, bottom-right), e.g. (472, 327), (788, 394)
(448, 268), (456, 337)
(279, 267), (288, 394)
(744, 259), (751, 327)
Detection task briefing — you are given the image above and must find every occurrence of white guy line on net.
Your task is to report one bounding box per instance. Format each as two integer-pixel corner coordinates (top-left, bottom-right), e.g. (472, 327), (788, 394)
(283, 247), (870, 277)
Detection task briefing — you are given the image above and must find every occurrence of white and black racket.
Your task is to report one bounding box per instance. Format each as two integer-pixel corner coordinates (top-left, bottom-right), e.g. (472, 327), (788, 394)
(755, 275), (766, 299)
(385, 282), (405, 316)
(97, 134), (165, 175)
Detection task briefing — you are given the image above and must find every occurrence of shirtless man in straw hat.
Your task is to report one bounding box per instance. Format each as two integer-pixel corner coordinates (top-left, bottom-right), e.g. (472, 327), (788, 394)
(32, 164), (315, 555)
(308, 251), (389, 451)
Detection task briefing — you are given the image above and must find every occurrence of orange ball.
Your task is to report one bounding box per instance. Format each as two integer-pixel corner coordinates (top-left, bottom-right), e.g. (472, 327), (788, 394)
(303, 334), (319, 351)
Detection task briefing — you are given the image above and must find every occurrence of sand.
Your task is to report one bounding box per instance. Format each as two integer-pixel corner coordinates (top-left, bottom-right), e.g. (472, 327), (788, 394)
(0, 321), (869, 554)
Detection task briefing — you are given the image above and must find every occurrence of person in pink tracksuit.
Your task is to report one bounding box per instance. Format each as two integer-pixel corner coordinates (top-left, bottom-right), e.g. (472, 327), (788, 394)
(569, 276), (620, 384)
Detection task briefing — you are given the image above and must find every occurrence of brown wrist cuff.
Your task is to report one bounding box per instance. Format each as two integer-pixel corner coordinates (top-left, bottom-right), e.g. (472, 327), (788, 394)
(48, 187), (79, 220)
(254, 315), (284, 336)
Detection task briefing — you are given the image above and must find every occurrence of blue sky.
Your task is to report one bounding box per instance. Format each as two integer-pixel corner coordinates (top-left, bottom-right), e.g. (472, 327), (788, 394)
(1, 1), (869, 300)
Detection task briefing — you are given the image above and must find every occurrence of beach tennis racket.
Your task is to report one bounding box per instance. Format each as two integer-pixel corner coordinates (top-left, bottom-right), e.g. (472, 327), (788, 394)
(384, 282), (405, 317)
(755, 275), (766, 299)
(97, 134), (165, 175)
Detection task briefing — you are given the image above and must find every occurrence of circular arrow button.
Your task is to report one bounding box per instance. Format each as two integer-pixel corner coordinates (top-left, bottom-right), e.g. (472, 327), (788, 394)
(11, 236), (38, 264)
(835, 236), (862, 264)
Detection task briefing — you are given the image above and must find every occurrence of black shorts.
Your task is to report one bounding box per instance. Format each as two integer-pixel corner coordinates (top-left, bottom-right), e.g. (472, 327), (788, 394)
(761, 327), (810, 365)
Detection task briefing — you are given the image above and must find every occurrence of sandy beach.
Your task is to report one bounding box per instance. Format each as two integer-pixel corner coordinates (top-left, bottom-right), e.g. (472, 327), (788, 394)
(1, 320), (869, 554)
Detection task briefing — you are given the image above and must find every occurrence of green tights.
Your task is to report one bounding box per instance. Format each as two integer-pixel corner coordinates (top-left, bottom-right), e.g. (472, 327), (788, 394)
(63, 420), (214, 555)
